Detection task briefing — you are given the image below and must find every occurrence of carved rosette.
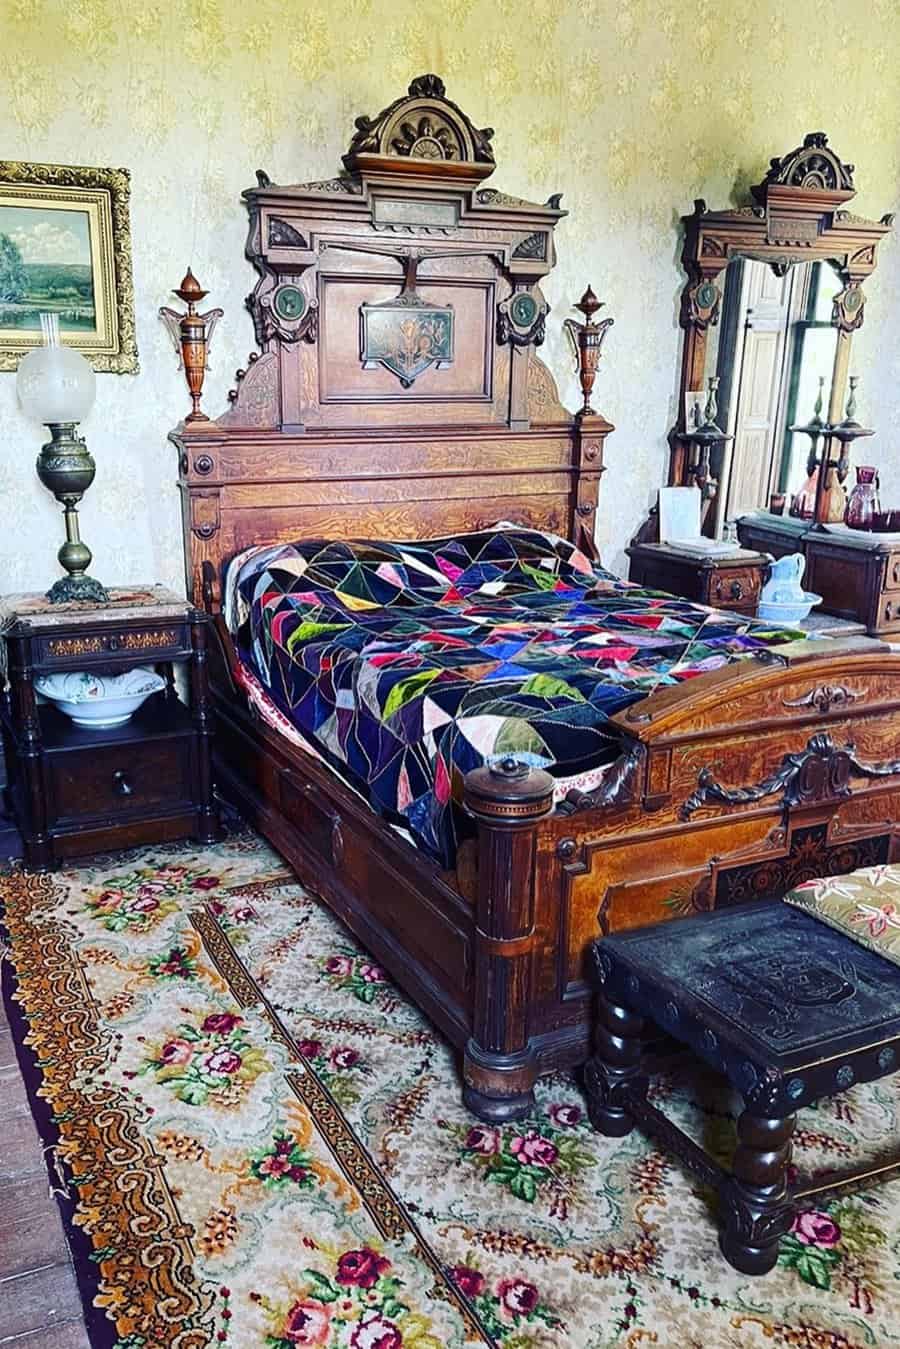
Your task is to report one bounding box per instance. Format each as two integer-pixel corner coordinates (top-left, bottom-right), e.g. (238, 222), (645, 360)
(683, 276), (721, 329)
(343, 74), (495, 173)
(497, 288), (548, 348)
(246, 272), (318, 348)
(752, 131), (855, 198)
(832, 283), (867, 332)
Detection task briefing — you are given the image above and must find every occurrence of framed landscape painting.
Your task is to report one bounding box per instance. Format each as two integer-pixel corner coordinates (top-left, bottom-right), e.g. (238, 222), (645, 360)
(0, 161), (138, 373)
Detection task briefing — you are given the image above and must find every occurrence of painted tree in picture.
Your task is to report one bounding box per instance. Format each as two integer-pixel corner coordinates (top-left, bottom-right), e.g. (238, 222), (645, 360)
(0, 205), (96, 332)
(0, 233), (27, 302)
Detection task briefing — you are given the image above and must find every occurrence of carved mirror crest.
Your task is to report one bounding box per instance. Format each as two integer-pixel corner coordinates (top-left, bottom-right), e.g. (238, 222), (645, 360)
(668, 133), (893, 534)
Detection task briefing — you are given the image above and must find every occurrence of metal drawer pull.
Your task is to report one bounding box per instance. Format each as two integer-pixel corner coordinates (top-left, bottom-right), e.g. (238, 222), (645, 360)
(112, 770), (133, 796)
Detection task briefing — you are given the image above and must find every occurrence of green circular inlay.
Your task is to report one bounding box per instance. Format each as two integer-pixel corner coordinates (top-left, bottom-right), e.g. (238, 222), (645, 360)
(510, 293), (538, 328)
(844, 288), (862, 311)
(696, 281), (717, 308)
(273, 285), (307, 321)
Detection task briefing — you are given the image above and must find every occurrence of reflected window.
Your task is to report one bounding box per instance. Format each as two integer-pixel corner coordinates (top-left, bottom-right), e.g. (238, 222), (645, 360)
(712, 258), (837, 529)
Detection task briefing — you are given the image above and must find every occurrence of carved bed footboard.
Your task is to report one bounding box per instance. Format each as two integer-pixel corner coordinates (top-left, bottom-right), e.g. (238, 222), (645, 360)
(456, 638), (900, 1118)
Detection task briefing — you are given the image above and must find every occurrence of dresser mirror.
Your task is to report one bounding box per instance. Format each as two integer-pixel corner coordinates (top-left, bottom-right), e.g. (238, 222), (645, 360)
(710, 255), (839, 530)
(667, 132), (892, 537)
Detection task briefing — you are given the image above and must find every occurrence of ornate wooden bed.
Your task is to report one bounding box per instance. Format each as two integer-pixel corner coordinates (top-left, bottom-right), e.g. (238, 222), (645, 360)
(170, 75), (900, 1122)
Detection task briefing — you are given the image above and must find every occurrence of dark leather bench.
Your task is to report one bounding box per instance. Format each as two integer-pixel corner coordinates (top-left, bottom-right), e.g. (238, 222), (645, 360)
(586, 899), (900, 1274)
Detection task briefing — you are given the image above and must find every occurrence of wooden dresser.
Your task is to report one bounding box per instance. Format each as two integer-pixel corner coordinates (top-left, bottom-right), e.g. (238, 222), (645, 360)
(737, 513), (900, 638)
(0, 586), (219, 870)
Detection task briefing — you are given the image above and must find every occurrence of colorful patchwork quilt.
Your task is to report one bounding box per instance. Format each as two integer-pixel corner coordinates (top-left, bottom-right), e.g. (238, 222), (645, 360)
(228, 527), (804, 865)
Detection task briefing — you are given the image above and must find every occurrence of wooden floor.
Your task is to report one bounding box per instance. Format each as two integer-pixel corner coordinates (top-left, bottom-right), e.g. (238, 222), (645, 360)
(0, 959), (91, 1346)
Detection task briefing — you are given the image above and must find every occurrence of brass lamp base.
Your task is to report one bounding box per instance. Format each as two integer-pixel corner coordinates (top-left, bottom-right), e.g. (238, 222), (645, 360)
(46, 573), (110, 605)
(36, 423), (109, 606)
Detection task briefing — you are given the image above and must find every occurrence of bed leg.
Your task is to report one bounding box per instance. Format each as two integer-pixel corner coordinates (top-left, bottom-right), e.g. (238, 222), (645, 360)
(462, 758), (555, 1123)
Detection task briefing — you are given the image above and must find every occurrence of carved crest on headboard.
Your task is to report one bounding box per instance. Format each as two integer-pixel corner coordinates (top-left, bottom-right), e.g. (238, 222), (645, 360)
(222, 75), (585, 434)
(344, 74), (495, 173)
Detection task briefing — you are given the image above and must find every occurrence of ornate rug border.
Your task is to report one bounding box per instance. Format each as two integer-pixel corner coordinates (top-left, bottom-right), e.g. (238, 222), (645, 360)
(0, 905), (115, 1349)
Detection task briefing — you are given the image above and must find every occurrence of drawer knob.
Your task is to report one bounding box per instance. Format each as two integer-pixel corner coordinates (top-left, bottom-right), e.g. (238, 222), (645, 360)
(112, 770), (133, 796)
(729, 580), (744, 600)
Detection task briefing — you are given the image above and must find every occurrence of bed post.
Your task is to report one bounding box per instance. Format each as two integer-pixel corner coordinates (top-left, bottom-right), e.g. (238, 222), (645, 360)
(462, 758), (555, 1122)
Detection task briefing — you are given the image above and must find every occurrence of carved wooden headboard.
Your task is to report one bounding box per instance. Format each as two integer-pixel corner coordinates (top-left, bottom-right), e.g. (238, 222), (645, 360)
(169, 74), (613, 611)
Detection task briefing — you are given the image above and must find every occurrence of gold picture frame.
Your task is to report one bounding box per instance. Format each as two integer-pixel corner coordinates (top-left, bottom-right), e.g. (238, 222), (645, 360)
(0, 160), (138, 373)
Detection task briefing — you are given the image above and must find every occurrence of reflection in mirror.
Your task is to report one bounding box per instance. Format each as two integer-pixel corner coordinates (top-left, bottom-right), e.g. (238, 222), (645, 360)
(711, 258), (838, 532)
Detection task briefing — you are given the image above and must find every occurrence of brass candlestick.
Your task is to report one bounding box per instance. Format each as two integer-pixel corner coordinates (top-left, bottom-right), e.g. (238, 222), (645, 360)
(563, 286), (614, 417)
(830, 376), (874, 482)
(159, 269), (224, 423)
(676, 375), (732, 501)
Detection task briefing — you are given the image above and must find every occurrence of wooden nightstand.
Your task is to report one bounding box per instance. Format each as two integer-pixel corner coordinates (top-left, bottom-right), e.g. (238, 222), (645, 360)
(0, 585), (220, 871)
(626, 542), (771, 616)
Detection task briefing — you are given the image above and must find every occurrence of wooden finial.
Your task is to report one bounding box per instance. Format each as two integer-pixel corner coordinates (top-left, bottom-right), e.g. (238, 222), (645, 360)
(564, 286), (614, 417)
(159, 270), (223, 424)
(174, 268), (208, 307)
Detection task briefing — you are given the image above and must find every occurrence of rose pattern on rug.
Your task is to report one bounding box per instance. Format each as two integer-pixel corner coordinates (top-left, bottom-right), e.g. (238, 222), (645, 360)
(249, 1129), (319, 1192)
(82, 861), (224, 933)
(319, 951), (394, 1007)
(449, 1111), (595, 1213)
(254, 1245), (445, 1348)
(5, 831), (900, 1348)
(137, 1009), (273, 1107)
(449, 1264), (565, 1342)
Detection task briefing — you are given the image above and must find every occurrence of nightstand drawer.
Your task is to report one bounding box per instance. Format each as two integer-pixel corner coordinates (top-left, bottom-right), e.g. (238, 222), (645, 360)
(705, 567), (764, 609)
(37, 623), (190, 667)
(47, 737), (193, 825)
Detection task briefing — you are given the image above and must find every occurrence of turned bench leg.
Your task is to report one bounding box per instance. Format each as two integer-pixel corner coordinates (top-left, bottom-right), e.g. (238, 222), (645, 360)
(584, 993), (646, 1137)
(719, 1107), (796, 1275)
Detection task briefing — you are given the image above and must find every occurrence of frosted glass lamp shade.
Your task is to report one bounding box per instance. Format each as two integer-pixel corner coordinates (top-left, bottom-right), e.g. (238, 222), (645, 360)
(16, 342), (96, 424)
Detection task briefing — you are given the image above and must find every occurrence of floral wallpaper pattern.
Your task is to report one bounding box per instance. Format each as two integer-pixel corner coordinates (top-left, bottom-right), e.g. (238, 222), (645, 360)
(1, 0), (899, 593)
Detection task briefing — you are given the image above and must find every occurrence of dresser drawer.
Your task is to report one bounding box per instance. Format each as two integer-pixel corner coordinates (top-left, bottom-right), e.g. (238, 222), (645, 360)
(47, 736), (193, 825)
(882, 553), (900, 593)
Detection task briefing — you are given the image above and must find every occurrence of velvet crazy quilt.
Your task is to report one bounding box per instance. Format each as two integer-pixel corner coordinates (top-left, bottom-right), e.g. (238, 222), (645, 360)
(228, 527), (803, 864)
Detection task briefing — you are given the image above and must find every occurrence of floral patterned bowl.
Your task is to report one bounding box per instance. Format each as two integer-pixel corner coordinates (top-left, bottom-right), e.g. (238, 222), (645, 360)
(35, 666), (166, 728)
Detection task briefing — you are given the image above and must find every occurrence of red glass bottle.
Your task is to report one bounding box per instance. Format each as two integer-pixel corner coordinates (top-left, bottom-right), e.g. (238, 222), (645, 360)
(845, 465), (880, 529)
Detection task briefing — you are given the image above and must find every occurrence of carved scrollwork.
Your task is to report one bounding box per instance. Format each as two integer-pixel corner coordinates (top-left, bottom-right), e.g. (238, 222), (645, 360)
(558, 743), (645, 815)
(782, 684), (860, 714)
(719, 1179), (795, 1248)
(476, 188), (536, 208)
(678, 732), (900, 820)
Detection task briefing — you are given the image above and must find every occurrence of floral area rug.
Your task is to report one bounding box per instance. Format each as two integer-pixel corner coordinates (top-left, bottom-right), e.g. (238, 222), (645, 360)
(3, 829), (900, 1349)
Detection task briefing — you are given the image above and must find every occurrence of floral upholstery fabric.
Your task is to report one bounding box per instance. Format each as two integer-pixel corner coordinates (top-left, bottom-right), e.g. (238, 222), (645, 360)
(228, 526), (803, 864)
(785, 864), (900, 966)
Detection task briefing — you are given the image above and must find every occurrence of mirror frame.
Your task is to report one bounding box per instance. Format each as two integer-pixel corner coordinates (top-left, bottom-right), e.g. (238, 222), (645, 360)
(670, 133), (893, 526)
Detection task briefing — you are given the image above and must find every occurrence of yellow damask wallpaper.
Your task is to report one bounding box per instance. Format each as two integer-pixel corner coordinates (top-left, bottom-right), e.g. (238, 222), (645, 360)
(1, 0), (899, 592)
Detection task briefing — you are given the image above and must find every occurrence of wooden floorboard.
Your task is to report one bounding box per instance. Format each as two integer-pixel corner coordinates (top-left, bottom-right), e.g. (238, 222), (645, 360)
(0, 997), (89, 1343)
(0, 1266), (84, 1344)
(0, 1176), (72, 1281)
(0, 1321), (92, 1348)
